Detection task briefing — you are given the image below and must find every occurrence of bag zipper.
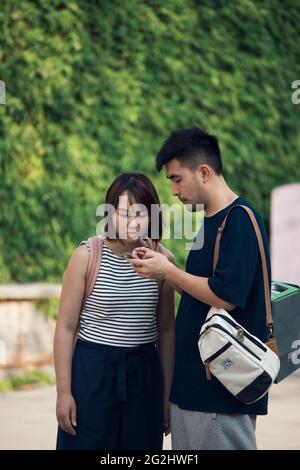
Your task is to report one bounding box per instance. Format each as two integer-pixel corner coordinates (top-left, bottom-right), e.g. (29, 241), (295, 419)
(206, 342), (232, 364)
(203, 314), (267, 352)
(200, 323), (261, 361)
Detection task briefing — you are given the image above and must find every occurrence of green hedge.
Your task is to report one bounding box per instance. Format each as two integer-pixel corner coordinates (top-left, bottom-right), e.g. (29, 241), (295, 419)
(0, 370), (55, 391)
(0, 0), (299, 282)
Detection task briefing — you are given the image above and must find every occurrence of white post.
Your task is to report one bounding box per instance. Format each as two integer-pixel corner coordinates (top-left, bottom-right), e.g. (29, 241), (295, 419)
(271, 183), (300, 285)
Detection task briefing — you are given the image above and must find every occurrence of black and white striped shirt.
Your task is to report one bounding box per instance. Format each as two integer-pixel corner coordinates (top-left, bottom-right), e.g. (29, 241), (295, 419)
(77, 240), (159, 347)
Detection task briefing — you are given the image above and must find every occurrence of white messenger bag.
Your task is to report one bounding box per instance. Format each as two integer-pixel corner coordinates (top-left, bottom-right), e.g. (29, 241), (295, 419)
(198, 205), (280, 404)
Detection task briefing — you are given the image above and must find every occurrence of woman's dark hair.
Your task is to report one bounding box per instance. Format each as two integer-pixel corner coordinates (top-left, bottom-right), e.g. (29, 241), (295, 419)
(104, 173), (163, 242)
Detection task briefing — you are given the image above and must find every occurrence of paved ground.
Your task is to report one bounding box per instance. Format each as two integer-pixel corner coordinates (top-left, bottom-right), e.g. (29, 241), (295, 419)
(0, 371), (299, 450)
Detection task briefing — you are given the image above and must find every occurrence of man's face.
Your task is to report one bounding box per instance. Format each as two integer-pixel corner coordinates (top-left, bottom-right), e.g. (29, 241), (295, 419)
(165, 159), (208, 211)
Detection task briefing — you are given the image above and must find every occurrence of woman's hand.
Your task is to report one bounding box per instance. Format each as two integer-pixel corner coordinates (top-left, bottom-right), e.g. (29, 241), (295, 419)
(56, 392), (77, 435)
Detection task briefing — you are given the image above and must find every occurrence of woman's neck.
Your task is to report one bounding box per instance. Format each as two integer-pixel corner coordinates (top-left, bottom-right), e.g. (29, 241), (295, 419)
(105, 237), (148, 255)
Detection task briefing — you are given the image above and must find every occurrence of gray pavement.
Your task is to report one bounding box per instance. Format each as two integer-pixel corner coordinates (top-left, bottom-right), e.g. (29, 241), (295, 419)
(0, 371), (299, 450)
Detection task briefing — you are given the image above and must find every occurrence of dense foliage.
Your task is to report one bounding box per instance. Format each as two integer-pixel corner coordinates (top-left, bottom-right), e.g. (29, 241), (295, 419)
(1, 0), (299, 282)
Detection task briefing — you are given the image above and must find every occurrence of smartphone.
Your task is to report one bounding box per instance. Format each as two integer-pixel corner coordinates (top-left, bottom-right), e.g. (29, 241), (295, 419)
(122, 252), (139, 259)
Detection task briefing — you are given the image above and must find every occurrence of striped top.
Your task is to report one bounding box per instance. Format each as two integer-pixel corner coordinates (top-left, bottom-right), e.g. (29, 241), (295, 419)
(77, 240), (160, 347)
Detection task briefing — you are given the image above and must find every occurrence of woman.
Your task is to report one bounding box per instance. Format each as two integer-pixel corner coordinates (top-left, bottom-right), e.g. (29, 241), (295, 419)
(54, 172), (175, 450)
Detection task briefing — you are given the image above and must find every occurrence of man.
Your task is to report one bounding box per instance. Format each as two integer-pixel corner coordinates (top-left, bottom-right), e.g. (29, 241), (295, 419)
(128, 127), (271, 450)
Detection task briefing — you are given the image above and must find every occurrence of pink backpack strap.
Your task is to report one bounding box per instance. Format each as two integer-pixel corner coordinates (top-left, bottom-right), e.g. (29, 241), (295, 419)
(82, 236), (105, 308)
(74, 236), (105, 350)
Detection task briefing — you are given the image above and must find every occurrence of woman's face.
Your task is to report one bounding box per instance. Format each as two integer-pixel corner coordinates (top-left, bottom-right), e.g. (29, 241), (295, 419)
(113, 191), (149, 242)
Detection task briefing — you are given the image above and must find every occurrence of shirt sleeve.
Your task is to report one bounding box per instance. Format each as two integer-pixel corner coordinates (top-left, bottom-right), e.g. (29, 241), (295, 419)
(208, 231), (260, 310)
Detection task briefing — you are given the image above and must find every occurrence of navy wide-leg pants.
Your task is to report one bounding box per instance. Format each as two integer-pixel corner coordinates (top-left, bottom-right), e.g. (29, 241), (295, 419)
(56, 338), (164, 450)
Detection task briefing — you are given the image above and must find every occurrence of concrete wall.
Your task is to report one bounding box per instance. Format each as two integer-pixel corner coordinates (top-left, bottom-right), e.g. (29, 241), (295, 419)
(0, 284), (61, 378)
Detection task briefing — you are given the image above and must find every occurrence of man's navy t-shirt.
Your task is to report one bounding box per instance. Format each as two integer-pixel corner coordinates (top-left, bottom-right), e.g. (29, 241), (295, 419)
(170, 197), (271, 415)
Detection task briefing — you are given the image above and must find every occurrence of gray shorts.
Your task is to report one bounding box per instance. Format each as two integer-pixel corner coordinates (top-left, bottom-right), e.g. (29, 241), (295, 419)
(171, 403), (257, 450)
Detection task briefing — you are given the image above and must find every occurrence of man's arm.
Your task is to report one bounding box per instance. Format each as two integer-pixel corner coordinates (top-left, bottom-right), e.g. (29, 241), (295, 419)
(129, 247), (235, 310)
(168, 280), (183, 295)
(165, 263), (236, 311)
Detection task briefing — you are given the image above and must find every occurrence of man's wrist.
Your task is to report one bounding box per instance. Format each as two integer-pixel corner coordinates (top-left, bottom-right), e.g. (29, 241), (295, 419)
(165, 261), (178, 282)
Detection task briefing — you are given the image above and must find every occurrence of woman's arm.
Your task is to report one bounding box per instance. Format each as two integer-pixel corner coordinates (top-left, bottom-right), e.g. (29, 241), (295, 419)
(53, 245), (89, 435)
(156, 277), (175, 436)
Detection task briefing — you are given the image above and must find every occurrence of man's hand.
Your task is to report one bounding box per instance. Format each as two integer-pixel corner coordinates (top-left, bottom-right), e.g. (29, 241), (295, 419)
(127, 247), (173, 280)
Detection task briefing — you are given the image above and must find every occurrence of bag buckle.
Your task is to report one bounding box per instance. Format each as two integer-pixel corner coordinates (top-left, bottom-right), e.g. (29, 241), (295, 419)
(237, 327), (245, 342)
(267, 323), (275, 340)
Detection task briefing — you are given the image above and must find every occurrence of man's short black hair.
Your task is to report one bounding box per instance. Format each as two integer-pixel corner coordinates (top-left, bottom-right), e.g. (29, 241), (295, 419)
(155, 127), (223, 175)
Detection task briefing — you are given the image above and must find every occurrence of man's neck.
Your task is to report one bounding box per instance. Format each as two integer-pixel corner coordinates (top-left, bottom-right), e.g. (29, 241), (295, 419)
(205, 184), (239, 218)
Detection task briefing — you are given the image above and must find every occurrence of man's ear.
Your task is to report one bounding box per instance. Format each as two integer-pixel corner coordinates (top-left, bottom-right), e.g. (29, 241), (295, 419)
(196, 164), (211, 182)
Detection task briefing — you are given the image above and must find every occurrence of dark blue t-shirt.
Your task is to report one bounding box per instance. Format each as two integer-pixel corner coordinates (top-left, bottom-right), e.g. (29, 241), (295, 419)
(170, 197), (271, 415)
